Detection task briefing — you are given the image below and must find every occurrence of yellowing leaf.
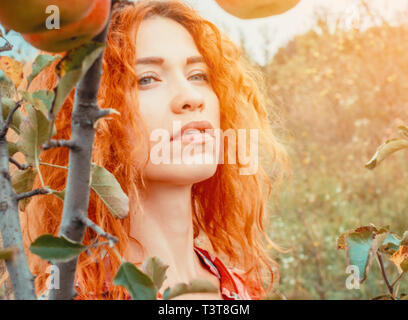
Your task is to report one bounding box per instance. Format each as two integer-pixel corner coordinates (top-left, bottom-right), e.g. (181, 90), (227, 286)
(142, 256), (169, 290)
(390, 246), (408, 273)
(0, 56), (23, 88)
(51, 42), (105, 119)
(163, 278), (218, 300)
(365, 139), (408, 170)
(17, 105), (55, 165)
(90, 164), (129, 219)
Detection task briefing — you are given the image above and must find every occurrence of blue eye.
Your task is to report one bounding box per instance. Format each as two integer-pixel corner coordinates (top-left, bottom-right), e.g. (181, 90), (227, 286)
(138, 76), (155, 86)
(138, 73), (160, 87)
(189, 72), (208, 82)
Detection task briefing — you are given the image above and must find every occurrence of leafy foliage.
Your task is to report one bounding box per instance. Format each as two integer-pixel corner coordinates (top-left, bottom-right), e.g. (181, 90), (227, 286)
(29, 234), (87, 263)
(338, 225), (408, 299)
(142, 256), (169, 290)
(26, 54), (60, 89)
(1, 97), (23, 133)
(51, 42), (105, 119)
(0, 56), (23, 88)
(114, 257), (218, 300)
(265, 7), (408, 299)
(90, 164), (129, 219)
(114, 262), (158, 300)
(162, 279), (218, 300)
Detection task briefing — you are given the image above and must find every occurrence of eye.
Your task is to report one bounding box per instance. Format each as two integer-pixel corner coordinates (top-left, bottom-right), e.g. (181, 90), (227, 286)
(188, 72), (208, 82)
(138, 73), (160, 87)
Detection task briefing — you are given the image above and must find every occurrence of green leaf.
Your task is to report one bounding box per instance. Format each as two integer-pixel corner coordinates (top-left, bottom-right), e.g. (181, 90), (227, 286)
(162, 278), (218, 300)
(27, 54), (60, 88)
(17, 105), (55, 165)
(90, 164), (129, 219)
(113, 262), (157, 300)
(50, 189), (65, 202)
(11, 167), (38, 211)
(7, 141), (18, 156)
(365, 139), (408, 169)
(1, 97), (23, 134)
(33, 90), (54, 113)
(29, 234), (86, 263)
(345, 226), (387, 282)
(380, 233), (401, 255)
(51, 42), (105, 119)
(11, 168), (37, 211)
(142, 256), (169, 290)
(11, 167), (37, 194)
(20, 90), (54, 117)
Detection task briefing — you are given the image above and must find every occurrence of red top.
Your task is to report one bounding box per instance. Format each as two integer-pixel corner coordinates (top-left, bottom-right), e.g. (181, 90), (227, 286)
(100, 246), (264, 300)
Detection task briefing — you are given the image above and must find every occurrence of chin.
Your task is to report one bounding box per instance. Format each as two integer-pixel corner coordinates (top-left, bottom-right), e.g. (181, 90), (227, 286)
(144, 162), (218, 185)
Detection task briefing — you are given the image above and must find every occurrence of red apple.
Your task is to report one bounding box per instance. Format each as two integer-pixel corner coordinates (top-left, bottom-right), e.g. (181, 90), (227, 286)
(215, 0), (300, 19)
(22, 0), (111, 53)
(0, 0), (96, 33)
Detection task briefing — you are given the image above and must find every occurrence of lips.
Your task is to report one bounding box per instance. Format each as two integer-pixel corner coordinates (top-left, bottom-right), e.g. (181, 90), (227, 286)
(170, 120), (215, 142)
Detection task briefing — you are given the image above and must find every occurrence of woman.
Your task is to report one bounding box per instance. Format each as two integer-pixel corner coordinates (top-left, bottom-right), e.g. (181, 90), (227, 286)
(22, 0), (288, 300)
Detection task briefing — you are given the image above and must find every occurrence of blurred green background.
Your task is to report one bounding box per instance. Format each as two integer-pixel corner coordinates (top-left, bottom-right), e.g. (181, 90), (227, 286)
(1, 0), (408, 300)
(259, 5), (408, 300)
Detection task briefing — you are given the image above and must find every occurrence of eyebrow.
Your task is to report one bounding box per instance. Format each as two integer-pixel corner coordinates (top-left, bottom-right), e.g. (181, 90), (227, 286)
(136, 55), (205, 66)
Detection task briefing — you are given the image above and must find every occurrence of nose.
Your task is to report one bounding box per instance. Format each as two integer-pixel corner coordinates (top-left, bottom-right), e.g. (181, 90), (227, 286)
(170, 81), (205, 114)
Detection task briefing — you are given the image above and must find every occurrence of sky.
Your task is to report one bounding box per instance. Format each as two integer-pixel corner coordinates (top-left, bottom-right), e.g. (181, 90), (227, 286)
(2, 0), (408, 64)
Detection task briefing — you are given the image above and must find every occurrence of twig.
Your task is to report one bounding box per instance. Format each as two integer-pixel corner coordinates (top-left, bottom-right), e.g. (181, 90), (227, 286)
(391, 271), (406, 289)
(0, 42), (12, 53)
(15, 188), (50, 201)
(0, 89), (36, 299)
(42, 139), (79, 151)
(9, 157), (31, 171)
(0, 35), (13, 53)
(39, 162), (67, 170)
(360, 0), (389, 27)
(0, 247), (18, 261)
(0, 100), (22, 138)
(87, 240), (112, 251)
(377, 252), (393, 296)
(77, 214), (118, 244)
(50, 9), (113, 300)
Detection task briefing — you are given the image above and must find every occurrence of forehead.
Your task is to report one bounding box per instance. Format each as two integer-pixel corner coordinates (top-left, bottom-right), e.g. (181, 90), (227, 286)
(135, 16), (200, 59)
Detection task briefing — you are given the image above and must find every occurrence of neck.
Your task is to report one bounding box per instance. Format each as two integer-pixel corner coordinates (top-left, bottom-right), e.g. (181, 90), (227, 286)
(127, 181), (202, 285)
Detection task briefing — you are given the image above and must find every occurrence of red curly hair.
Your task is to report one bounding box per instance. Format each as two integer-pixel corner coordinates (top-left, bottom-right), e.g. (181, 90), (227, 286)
(17, 0), (289, 299)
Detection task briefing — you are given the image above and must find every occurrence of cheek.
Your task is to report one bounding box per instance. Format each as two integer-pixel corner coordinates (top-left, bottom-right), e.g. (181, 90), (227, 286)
(209, 93), (221, 126)
(138, 92), (167, 133)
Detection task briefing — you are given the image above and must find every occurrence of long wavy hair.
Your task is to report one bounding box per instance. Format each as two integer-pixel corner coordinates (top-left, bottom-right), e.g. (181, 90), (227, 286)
(18, 0), (289, 299)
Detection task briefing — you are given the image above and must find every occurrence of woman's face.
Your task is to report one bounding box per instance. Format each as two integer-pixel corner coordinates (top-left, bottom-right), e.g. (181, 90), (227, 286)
(135, 16), (221, 185)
